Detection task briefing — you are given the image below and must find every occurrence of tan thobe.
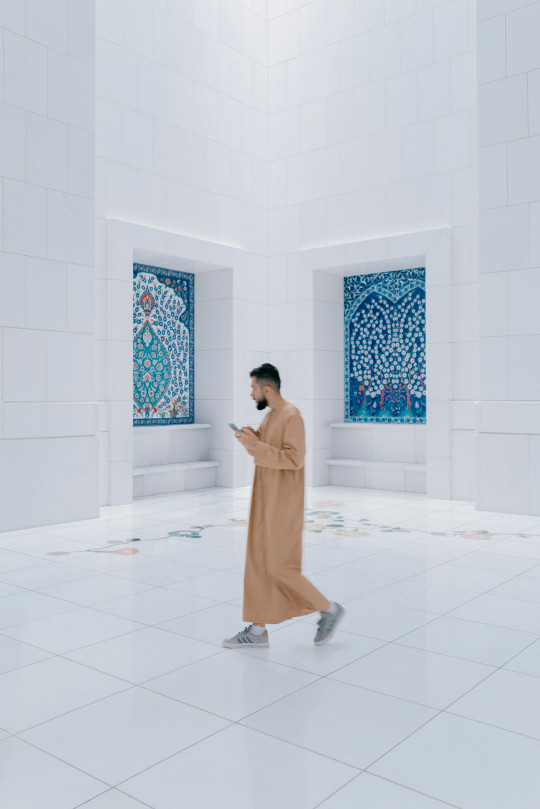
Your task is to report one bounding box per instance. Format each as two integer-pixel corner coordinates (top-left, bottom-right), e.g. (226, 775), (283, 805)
(243, 402), (329, 624)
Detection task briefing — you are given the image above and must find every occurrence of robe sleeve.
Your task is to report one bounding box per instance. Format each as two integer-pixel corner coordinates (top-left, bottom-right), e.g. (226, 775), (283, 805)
(245, 427), (261, 457)
(253, 413), (305, 470)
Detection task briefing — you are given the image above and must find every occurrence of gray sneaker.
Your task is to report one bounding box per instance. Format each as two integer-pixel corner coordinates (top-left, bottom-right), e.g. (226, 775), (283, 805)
(314, 603), (345, 645)
(222, 625), (269, 649)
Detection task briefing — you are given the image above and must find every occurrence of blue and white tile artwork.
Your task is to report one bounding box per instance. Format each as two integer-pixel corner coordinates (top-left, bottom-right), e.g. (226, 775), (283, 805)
(133, 263), (194, 426)
(344, 268), (426, 424)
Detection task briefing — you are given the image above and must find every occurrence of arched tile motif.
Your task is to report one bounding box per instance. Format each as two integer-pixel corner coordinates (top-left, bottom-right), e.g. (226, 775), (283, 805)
(344, 268), (426, 424)
(133, 263), (194, 425)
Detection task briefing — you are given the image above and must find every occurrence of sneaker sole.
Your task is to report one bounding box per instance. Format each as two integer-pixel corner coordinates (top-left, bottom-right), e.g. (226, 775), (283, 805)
(314, 606), (345, 646)
(222, 641), (269, 649)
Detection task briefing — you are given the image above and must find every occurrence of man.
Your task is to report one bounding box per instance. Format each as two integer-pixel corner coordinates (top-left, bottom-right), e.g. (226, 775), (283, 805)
(222, 363), (344, 648)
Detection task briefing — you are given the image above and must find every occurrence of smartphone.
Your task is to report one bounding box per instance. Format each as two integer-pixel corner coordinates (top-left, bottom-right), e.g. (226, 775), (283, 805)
(229, 423), (241, 432)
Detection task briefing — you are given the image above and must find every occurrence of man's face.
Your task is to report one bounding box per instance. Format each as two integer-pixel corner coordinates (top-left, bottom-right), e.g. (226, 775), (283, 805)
(250, 378), (268, 411)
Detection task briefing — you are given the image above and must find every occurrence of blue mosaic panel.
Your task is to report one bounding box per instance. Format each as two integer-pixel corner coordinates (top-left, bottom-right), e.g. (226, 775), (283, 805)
(344, 268), (426, 424)
(133, 263), (194, 426)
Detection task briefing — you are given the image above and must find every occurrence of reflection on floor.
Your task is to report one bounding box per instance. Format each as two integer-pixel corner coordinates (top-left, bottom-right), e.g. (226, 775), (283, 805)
(1, 485), (540, 809)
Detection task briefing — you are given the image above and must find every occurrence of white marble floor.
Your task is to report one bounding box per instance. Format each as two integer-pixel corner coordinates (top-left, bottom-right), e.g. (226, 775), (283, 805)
(2, 485), (540, 808)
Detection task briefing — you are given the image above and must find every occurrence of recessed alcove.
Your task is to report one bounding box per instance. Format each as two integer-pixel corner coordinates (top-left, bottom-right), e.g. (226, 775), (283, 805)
(103, 219), (254, 505)
(292, 228), (453, 499)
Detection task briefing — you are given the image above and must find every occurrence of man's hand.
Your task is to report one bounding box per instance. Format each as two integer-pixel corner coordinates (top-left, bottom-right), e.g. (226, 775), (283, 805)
(235, 427), (259, 452)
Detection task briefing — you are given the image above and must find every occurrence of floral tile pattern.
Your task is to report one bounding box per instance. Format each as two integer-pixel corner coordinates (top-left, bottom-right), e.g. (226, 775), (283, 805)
(133, 263), (194, 426)
(345, 268), (426, 423)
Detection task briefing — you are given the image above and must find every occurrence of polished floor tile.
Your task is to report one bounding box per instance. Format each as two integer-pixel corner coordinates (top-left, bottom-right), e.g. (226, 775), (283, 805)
(365, 579), (475, 614)
(0, 656), (127, 733)
(0, 551), (46, 573)
(0, 582), (24, 598)
(112, 559), (214, 586)
(67, 626), (221, 684)
(0, 736), (104, 809)
(448, 551), (540, 576)
(489, 574), (540, 604)
(95, 587), (216, 625)
(309, 567), (395, 598)
(121, 724), (357, 809)
(479, 537), (540, 560)
(449, 668), (540, 740)
(166, 569), (244, 601)
(398, 615), (539, 667)
(236, 620), (384, 676)
(73, 791), (149, 809)
(345, 551), (439, 580)
(0, 590), (76, 630)
(3, 606), (141, 654)
(0, 633), (51, 675)
(317, 772), (454, 809)
(408, 564), (512, 594)
(329, 643), (494, 709)
(449, 593), (540, 634)
(158, 602), (244, 645)
(504, 637), (540, 678)
(242, 677), (436, 769)
(146, 649), (318, 720)
(41, 574), (154, 606)
(0, 560), (95, 590)
(328, 598), (437, 642)
(176, 544), (248, 570)
(370, 712), (540, 809)
(21, 687), (230, 785)
(3, 484), (540, 808)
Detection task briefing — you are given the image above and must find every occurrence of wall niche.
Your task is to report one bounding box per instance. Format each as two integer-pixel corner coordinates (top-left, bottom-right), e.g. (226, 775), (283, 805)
(133, 262), (194, 426)
(344, 268), (426, 424)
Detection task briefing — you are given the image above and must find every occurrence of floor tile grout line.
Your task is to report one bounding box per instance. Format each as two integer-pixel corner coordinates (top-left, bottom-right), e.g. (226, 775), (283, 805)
(328, 561), (540, 675)
(443, 706), (540, 746)
(312, 770), (463, 809)
(4, 553), (540, 693)
(361, 661), (540, 779)
(437, 626), (540, 715)
(0, 603), (87, 632)
(5, 491), (540, 799)
(59, 642), (225, 688)
(15, 661), (263, 741)
(140, 668), (326, 727)
(74, 786), (156, 809)
(22, 719), (232, 797)
(390, 632), (540, 669)
(0, 593), (285, 680)
(86, 593), (225, 622)
(0, 624), (151, 660)
(328, 656), (500, 716)
(109, 723), (274, 794)
(0, 585), (234, 641)
(234, 719), (365, 771)
(311, 771), (366, 809)
(1, 733), (114, 792)
(359, 570), (540, 638)
(9, 615), (540, 768)
(230, 578), (540, 750)
(4, 523), (538, 614)
(5, 625), (322, 736)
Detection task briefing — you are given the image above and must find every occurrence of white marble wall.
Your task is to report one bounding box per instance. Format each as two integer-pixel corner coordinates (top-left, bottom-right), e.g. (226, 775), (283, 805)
(94, 0), (270, 503)
(266, 0), (479, 500)
(5, 1), (540, 527)
(0, 1), (97, 530)
(476, 0), (540, 514)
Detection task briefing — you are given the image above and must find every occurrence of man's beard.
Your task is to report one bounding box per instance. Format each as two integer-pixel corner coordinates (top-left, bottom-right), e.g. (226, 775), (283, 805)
(256, 397), (268, 411)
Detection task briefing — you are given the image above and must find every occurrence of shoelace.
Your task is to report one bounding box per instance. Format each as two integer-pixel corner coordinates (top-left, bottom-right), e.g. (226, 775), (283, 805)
(317, 611), (334, 629)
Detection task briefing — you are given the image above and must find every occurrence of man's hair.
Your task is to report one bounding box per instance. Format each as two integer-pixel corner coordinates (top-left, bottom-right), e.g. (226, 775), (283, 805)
(250, 363), (281, 392)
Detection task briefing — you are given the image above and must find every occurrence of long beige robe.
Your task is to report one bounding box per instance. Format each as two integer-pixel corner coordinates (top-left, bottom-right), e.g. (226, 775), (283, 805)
(243, 402), (329, 624)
